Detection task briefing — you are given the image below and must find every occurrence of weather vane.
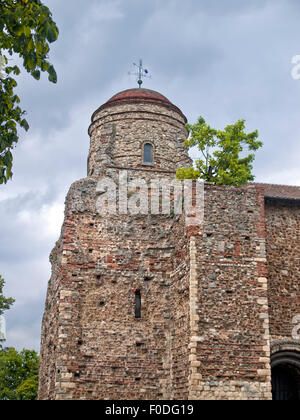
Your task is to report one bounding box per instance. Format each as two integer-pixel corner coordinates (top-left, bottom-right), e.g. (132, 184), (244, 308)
(129, 59), (151, 88)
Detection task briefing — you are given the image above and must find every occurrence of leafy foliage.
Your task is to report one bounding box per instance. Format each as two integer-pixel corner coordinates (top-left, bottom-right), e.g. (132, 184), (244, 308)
(176, 116), (263, 186)
(0, 347), (39, 400)
(0, 275), (15, 317)
(0, 0), (59, 184)
(16, 374), (39, 400)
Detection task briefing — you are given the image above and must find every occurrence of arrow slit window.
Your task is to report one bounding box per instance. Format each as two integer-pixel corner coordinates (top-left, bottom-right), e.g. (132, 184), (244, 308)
(135, 290), (141, 318)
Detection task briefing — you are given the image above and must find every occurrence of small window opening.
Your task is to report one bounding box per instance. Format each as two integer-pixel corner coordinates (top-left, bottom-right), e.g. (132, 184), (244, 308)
(135, 290), (141, 319)
(143, 143), (153, 163)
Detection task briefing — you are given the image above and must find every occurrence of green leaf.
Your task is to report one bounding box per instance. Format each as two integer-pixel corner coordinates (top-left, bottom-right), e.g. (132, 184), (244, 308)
(13, 66), (20, 76)
(20, 119), (30, 131)
(46, 25), (58, 43)
(48, 65), (57, 83)
(31, 70), (40, 80)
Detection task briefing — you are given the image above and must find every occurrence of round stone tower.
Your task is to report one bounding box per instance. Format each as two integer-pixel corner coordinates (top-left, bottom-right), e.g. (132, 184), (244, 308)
(87, 88), (192, 175)
(38, 88), (194, 400)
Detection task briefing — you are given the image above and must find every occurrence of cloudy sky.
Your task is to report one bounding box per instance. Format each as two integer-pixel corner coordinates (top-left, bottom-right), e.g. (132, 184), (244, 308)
(1, 0), (300, 351)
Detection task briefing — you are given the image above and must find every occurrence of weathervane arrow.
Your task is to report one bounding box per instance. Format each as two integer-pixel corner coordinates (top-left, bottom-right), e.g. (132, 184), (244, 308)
(128, 59), (151, 88)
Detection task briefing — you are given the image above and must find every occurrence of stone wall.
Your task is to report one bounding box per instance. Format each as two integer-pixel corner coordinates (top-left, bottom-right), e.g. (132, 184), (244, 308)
(168, 213), (191, 400)
(265, 198), (300, 344)
(189, 184), (272, 400)
(38, 223), (65, 399)
(39, 180), (277, 400)
(38, 167), (194, 400)
(87, 103), (191, 175)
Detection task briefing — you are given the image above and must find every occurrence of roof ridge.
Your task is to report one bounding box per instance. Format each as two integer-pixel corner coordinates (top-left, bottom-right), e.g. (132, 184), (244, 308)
(253, 182), (300, 188)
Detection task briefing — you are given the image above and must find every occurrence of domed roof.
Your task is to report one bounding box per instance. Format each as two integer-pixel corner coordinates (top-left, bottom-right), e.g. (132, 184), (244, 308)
(107, 88), (172, 106)
(92, 88), (187, 122)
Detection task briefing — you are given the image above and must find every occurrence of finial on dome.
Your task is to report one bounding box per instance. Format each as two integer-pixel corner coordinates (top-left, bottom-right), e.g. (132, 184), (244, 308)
(129, 59), (151, 88)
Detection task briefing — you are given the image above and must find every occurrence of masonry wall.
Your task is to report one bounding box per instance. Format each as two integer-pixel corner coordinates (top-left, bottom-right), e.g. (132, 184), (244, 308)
(87, 103), (191, 175)
(189, 184), (272, 400)
(38, 225), (66, 399)
(265, 198), (300, 345)
(168, 214), (191, 400)
(39, 181), (282, 400)
(38, 168), (194, 400)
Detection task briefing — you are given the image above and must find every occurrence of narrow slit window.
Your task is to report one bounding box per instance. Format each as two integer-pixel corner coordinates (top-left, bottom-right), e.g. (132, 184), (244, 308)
(143, 143), (153, 163)
(135, 290), (141, 318)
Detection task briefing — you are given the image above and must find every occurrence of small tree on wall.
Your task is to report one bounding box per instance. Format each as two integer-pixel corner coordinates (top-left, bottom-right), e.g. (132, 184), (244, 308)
(176, 116), (263, 186)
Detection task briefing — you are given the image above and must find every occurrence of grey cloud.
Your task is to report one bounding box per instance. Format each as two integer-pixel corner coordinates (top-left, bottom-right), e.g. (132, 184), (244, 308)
(6, 298), (45, 351)
(1, 0), (299, 351)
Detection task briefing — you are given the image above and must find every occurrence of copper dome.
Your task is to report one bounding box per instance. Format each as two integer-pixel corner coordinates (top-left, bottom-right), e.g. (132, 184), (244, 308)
(92, 88), (187, 122)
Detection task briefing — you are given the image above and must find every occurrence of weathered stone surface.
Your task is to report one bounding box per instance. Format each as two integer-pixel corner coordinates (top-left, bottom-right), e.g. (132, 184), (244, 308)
(265, 198), (300, 344)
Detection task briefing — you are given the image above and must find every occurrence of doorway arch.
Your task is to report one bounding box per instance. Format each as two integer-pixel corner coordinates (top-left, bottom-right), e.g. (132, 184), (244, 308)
(271, 344), (300, 401)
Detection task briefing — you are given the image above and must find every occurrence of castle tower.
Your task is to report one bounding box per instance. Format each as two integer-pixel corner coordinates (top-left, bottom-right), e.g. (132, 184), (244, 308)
(87, 88), (191, 173)
(39, 87), (299, 401)
(38, 88), (194, 400)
